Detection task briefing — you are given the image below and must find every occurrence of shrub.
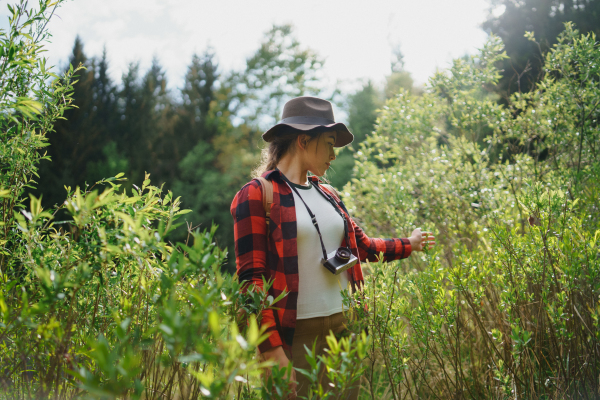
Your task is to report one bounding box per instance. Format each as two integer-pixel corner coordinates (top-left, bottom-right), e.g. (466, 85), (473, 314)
(1, 2), (290, 399)
(3, 1), (599, 398)
(343, 25), (600, 399)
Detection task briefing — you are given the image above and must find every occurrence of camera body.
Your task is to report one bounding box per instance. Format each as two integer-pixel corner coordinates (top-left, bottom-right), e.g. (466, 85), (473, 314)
(322, 247), (358, 275)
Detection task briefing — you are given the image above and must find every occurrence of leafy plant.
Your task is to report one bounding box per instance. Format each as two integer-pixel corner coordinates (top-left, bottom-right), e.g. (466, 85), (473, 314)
(0, 2), (288, 399)
(3, 1), (599, 398)
(343, 25), (600, 399)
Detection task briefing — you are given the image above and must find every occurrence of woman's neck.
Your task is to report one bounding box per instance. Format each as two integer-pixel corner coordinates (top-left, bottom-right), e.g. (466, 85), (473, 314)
(276, 154), (309, 186)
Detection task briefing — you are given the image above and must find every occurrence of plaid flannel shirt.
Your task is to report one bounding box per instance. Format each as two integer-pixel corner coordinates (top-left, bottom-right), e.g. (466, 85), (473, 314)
(230, 169), (412, 354)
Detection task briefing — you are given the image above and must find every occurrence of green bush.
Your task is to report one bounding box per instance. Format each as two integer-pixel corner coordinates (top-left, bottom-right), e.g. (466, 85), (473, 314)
(3, 1), (599, 399)
(0, 2), (295, 399)
(343, 25), (600, 399)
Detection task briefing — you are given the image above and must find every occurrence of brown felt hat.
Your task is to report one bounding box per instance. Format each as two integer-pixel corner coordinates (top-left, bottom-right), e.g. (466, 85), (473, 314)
(262, 96), (354, 147)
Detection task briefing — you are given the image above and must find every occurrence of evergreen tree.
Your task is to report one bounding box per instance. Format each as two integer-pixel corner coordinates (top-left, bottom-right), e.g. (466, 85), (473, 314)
(173, 50), (220, 158)
(171, 50), (229, 246)
(142, 58), (176, 187)
(85, 47), (124, 183)
(137, 57), (173, 184)
(112, 58), (174, 187)
(114, 62), (143, 184)
(93, 47), (118, 136)
(36, 36), (110, 208)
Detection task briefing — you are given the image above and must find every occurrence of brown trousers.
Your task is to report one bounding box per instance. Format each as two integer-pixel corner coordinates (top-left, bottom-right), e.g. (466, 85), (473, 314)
(289, 312), (360, 400)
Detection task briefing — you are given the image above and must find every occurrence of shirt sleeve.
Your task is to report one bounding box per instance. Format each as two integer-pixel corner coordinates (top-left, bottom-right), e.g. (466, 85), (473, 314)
(349, 216), (412, 262)
(230, 180), (283, 352)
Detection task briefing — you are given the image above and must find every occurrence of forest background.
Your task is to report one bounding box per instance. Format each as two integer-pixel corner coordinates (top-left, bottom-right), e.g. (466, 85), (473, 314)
(2, 0), (600, 398)
(34, 0), (600, 263)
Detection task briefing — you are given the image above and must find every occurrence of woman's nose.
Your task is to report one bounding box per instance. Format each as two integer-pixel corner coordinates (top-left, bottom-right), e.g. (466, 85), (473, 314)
(330, 150), (336, 161)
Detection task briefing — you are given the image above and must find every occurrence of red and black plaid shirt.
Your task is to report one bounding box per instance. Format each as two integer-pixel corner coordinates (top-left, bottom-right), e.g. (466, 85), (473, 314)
(230, 169), (412, 353)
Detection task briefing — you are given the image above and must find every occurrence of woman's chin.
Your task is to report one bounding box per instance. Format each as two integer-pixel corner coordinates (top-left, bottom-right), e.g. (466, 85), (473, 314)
(309, 168), (326, 177)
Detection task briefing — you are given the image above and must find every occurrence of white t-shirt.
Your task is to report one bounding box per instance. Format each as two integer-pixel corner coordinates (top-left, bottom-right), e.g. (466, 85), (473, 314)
(288, 182), (350, 319)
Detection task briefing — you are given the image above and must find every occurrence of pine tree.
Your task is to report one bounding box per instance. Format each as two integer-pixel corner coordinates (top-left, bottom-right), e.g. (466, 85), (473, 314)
(36, 36), (109, 208)
(85, 47), (125, 184)
(179, 50), (219, 143)
(114, 62), (142, 183)
(141, 58), (176, 187)
(136, 57), (173, 185)
(94, 47), (117, 136)
(114, 60), (174, 186)
(170, 50), (224, 242)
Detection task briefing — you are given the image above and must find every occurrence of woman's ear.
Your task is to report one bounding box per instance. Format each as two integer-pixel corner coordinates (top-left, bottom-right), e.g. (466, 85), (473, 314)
(297, 134), (309, 151)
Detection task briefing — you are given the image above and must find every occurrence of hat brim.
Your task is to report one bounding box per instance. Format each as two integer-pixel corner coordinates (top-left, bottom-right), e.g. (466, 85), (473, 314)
(262, 122), (354, 147)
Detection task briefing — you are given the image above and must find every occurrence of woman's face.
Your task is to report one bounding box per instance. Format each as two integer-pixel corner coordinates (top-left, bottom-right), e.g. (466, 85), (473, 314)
(301, 131), (337, 177)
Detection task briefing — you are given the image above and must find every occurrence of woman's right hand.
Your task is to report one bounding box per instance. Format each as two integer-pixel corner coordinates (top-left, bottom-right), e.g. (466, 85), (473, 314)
(260, 346), (297, 399)
(409, 228), (435, 251)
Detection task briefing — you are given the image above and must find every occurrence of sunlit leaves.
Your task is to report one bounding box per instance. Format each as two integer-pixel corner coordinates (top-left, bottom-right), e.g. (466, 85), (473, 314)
(342, 25), (600, 398)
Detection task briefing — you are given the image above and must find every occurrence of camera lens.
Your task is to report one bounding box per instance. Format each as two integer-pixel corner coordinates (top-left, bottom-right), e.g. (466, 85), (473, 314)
(335, 247), (351, 262)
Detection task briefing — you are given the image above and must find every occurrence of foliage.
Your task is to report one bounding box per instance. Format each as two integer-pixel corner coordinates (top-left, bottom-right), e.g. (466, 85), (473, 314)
(4, 1), (600, 398)
(1, 173), (281, 398)
(483, 0), (600, 96)
(229, 24), (326, 129)
(33, 24), (333, 263)
(1, 0), (80, 276)
(0, 2), (292, 398)
(343, 25), (600, 398)
(330, 55), (420, 190)
(34, 36), (118, 209)
(297, 332), (368, 400)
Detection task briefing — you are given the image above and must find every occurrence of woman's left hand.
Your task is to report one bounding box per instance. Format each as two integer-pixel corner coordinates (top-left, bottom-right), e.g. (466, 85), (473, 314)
(409, 228), (436, 252)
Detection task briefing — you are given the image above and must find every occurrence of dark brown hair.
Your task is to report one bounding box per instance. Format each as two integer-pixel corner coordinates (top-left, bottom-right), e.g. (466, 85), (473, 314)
(253, 129), (323, 178)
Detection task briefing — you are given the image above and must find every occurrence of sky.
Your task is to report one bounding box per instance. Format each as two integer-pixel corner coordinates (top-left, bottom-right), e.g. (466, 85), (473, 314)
(2, 0), (495, 94)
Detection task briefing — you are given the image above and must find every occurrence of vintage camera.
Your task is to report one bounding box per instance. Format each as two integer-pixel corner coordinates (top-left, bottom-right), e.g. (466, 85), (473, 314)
(322, 247), (358, 275)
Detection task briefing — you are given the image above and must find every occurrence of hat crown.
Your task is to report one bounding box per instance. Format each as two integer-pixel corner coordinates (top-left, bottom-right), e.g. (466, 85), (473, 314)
(262, 96), (353, 147)
(281, 96), (335, 121)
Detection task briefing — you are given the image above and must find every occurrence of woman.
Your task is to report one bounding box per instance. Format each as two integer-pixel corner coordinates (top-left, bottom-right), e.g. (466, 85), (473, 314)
(231, 96), (435, 398)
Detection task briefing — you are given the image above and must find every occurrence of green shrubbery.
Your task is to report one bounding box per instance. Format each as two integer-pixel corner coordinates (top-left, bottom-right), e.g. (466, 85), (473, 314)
(343, 24), (600, 399)
(0, 2), (272, 399)
(2, 1), (599, 399)
(1, 3), (365, 399)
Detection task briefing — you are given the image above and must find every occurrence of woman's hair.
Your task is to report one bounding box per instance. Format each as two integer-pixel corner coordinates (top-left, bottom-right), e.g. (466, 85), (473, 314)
(253, 128), (322, 178)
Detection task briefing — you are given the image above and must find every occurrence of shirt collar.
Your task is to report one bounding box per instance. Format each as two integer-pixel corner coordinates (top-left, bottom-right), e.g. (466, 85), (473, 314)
(262, 169), (279, 180)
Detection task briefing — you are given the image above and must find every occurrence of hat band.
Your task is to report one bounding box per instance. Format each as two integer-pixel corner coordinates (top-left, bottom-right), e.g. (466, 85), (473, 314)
(280, 116), (335, 126)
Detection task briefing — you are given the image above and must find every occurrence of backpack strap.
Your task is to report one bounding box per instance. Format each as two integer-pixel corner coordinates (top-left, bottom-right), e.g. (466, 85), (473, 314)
(320, 183), (341, 203)
(255, 177), (273, 236)
(320, 183), (352, 217)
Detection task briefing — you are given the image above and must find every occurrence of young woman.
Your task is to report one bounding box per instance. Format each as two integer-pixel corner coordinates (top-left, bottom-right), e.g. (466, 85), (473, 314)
(231, 96), (435, 399)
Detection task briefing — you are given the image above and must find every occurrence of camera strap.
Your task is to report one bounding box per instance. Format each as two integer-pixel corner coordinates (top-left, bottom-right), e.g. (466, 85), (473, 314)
(279, 173), (351, 261)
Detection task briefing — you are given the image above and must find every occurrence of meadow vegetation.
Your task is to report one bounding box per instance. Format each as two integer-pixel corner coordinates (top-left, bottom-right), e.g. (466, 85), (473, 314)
(343, 24), (600, 399)
(1, 1), (599, 399)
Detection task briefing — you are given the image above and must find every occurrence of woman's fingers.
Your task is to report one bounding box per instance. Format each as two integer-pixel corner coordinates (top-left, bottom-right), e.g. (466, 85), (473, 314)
(423, 232), (435, 250)
(411, 229), (437, 251)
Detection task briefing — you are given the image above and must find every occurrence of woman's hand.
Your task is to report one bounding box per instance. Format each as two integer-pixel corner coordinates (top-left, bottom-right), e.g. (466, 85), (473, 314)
(409, 228), (435, 252)
(260, 346), (297, 399)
